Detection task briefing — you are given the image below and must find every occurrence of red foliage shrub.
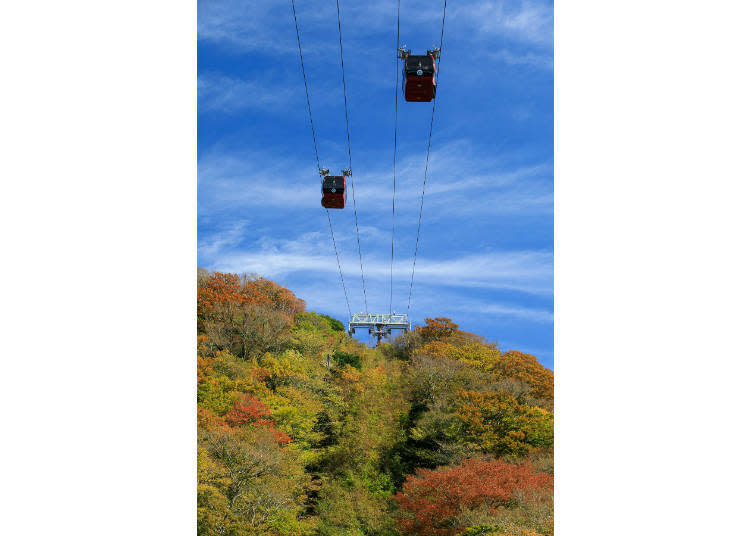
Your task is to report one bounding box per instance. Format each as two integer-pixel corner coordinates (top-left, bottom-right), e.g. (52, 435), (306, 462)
(269, 428), (292, 445)
(393, 458), (553, 536)
(224, 394), (291, 444)
(225, 394), (274, 426)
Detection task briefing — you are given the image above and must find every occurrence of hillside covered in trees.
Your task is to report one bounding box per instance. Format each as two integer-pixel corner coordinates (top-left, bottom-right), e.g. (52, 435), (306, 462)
(197, 270), (554, 536)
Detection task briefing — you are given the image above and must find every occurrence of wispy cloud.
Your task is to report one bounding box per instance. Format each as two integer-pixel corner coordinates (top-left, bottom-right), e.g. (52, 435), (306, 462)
(198, 142), (552, 217)
(396, 289), (553, 324)
(456, 0), (553, 47)
(198, 0), (552, 59)
(198, 220), (248, 260)
(199, 74), (298, 114)
(198, 0), (294, 54)
(198, 0), (338, 56)
(276, 277), (552, 327)
(201, 226), (552, 296)
(490, 49), (553, 70)
(471, 303), (552, 323)
(198, 228), (552, 328)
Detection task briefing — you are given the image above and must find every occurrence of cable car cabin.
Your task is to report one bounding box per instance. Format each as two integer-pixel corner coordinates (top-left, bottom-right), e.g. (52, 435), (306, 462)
(321, 175), (346, 209)
(403, 54), (436, 102)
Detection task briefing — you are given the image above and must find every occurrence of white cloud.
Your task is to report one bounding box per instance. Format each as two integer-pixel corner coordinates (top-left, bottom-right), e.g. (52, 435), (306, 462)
(198, 0), (338, 56)
(196, 208), (552, 327)
(201, 226), (552, 296)
(472, 303), (552, 323)
(199, 0), (553, 55)
(271, 277), (552, 327)
(198, 242), (552, 326)
(198, 0), (292, 53)
(198, 75), (298, 113)
(198, 220), (248, 260)
(197, 142), (552, 216)
(458, 0), (553, 46)
(395, 289), (553, 324)
(490, 49), (553, 70)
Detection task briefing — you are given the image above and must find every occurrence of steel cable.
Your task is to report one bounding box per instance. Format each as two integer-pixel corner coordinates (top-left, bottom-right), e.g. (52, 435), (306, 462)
(335, 0), (369, 315)
(327, 210), (352, 317)
(407, 0), (447, 314)
(390, 0), (401, 315)
(291, 0), (351, 317)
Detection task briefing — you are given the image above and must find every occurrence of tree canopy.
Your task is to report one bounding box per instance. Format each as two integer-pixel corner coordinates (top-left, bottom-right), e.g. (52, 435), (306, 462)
(197, 271), (553, 536)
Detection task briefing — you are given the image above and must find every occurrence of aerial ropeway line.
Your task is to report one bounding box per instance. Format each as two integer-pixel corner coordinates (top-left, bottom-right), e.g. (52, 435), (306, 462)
(290, 0), (448, 344)
(290, 0), (366, 319)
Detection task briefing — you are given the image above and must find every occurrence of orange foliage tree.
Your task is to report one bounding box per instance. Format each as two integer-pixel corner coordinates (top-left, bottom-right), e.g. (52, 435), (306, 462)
(197, 407), (230, 433)
(456, 390), (553, 456)
(416, 317), (460, 342)
(197, 271), (306, 357)
(198, 271), (305, 325)
(394, 458), (553, 536)
(493, 350), (553, 404)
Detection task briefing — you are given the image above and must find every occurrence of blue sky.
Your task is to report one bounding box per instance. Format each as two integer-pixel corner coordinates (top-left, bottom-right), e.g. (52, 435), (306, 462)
(198, 0), (553, 368)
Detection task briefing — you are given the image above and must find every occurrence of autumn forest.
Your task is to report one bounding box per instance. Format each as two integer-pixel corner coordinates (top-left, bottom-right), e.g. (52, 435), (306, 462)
(198, 270), (554, 536)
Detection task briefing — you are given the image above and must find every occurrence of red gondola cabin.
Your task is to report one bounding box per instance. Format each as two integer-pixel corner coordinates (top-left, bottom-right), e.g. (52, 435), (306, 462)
(403, 53), (436, 102)
(321, 175), (346, 209)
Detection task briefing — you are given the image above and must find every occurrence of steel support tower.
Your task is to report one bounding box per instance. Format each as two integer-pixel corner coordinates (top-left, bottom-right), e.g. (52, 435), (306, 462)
(347, 313), (411, 345)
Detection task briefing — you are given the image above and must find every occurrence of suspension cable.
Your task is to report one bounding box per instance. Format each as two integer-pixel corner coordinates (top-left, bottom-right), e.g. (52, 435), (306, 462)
(291, 0), (320, 170)
(291, 0), (351, 317)
(327, 210), (352, 318)
(335, 0), (369, 316)
(390, 0), (401, 315)
(407, 0), (447, 314)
